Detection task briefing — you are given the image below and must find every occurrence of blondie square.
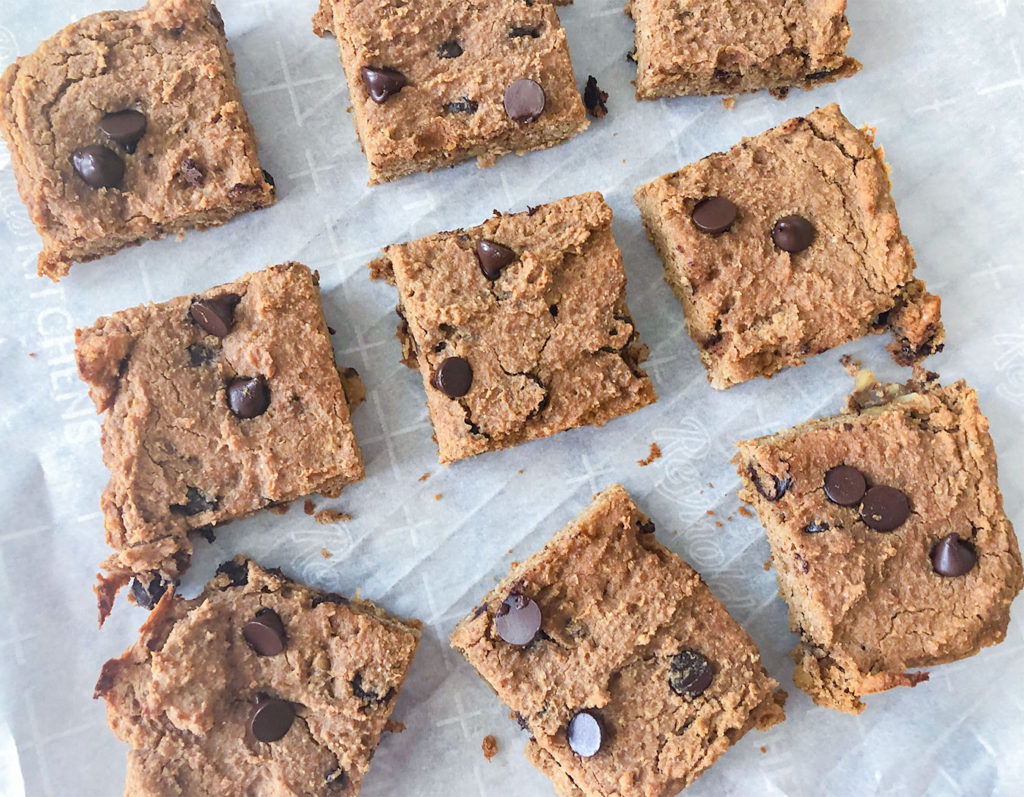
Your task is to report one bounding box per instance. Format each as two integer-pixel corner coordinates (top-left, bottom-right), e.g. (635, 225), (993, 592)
(313, 0), (588, 183)
(95, 556), (421, 796)
(635, 104), (944, 389)
(628, 0), (861, 99)
(0, 0), (275, 280)
(75, 263), (365, 622)
(735, 372), (1023, 713)
(369, 192), (656, 464)
(451, 485), (785, 797)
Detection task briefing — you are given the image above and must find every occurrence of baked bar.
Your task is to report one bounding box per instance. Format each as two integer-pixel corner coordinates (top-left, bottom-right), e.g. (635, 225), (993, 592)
(312, 0), (588, 183)
(628, 0), (861, 100)
(369, 192), (656, 464)
(635, 104), (944, 389)
(0, 0), (274, 280)
(451, 484), (786, 796)
(95, 556), (421, 796)
(735, 371), (1023, 713)
(76, 263), (365, 623)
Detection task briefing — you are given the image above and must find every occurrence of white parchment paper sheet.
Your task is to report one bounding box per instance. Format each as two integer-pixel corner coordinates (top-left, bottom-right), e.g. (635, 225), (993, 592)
(1, 1), (1022, 794)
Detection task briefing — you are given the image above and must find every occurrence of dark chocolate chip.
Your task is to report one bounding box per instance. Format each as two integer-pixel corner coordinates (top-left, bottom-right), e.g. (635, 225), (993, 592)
(438, 39), (463, 58)
(190, 293), (240, 338)
(187, 343), (216, 367)
(216, 559), (248, 587)
(504, 79), (545, 123)
(626, 47), (637, 63)
(171, 486), (218, 516)
(747, 463), (791, 502)
(691, 197), (737, 234)
(823, 465), (867, 506)
(931, 534), (977, 577)
(446, 97), (479, 114)
(262, 169), (276, 189)
(71, 145), (124, 189)
(99, 109), (147, 153)
(860, 485), (910, 531)
(180, 157), (205, 188)
(638, 519), (655, 534)
(433, 357), (472, 398)
(311, 592), (349, 608)
(669, 650), (713, 698)
(250, 697), (294, 743)
(494, 591), (541, 646)
(228, 376), (270, 418)
(207, 2), (224, 29)
(197, 525), (216, 543)
(361, 66), (407, 103)
(803, 521), (830, 534)
(583, 75), (608, 119)
(475, 240), (516, 279)
(130, 576), (167, 610)
(772, 215), (816, 253)
(243, 608), (287, 656)
(805, 68), (838, 81)
(567, 711), (602, 757)
(509, 26), (539, 38)
(351, 673), (395, 707)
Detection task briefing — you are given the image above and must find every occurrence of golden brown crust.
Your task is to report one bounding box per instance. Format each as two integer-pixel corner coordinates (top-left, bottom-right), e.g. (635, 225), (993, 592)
(451, 485), (784, 796)
(735, 376), (1023, 712)
(0, 0), (274, 280)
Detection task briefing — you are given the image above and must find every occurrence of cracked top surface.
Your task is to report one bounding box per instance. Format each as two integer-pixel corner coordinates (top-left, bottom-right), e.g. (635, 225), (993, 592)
(313, 0), (587, 183)
(370, 192), (656, 464)
(0, 0), (273, 279)
(635, 104), (944, 389)
(75, 263), (365, 623)
(95, 556), (421, 796)
(450, 485), (785, 797)
(735, 375), (1023, 713)
(628, 0), (861, 99)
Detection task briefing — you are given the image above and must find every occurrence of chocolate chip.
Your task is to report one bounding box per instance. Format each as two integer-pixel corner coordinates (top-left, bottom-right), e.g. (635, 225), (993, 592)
(823, 465), (867, 506)
(494, 591), (541, 645)
(187, 343), (216, 367)
(261, 169), (276, 190)
(504, 79), (545, 123)
(772, 215), (816, 253)
(130, 576), (167, 610)
(804, 521), (830, 534)
(311, 592), (349, 608)
(228, 376), (270, 418)
(567, 711), (602, 757)
(71, 145), (124, 189)
(626, 47), (637, 63)
(747, 463), (791, 502)
(243, 608), (286, 656)
(361, 66), (407, 103)
(190, 293), (240, 338)
(860, 485), (910, 531)
(691, 197), (737, 234)
(509, 26), (539, 38)
(669, 650), (713, 698)
(171, 487), (218, 516)
(438, 39), (463, 58)
(98, 109), (147, 153)
(475, 240), (516, 279)
(197, 525), (216, 543)
(583, 75), (608, 119)
(216, 559), (248, 587)
(180, 157), (204, 188)
(446, 97), (478, 114)
(638, 519), (655, 534)
(931, 534), (977, 577)
(351, 673), (394, 707)
(433, 357), (472, 398)
(250, 697), (294, 743)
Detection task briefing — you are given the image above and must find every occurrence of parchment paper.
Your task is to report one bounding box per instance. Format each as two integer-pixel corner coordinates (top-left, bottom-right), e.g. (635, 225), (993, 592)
(1, 1), (1022, 795)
